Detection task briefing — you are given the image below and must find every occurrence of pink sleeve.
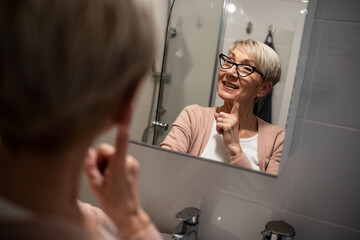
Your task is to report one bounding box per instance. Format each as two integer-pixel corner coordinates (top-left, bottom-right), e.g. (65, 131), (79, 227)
(160, 106), (193, 153)
(264, 129), (285, 175)
(229, 152), (253, 169)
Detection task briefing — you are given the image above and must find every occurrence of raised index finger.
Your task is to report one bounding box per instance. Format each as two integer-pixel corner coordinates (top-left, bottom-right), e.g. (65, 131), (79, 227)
(230, 92), (241, 115)
(112, 102), (134, 172)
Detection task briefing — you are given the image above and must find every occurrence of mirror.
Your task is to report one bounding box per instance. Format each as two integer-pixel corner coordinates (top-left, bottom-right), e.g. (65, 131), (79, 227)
(130, 0), (309, 175)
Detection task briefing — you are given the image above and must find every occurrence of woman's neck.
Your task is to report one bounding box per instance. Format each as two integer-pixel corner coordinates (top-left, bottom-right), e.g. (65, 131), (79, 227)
(0, 143), (90, 223)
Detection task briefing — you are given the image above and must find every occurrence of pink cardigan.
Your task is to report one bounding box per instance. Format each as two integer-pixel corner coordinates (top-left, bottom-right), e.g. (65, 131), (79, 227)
(160, 104), (285, 175)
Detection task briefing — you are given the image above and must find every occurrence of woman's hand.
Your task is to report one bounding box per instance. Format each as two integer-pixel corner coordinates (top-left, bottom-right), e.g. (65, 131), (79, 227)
(214, 93), (243, 156)
(83, 114), (150, 238)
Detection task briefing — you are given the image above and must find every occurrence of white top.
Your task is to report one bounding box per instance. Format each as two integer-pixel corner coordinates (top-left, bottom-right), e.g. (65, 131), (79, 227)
(200, 120), (259, 170)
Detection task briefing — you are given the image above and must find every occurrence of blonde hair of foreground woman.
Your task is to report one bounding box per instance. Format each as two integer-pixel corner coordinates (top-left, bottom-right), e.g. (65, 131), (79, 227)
(0, 0), (161, 239)
(0, 0), (155, 152)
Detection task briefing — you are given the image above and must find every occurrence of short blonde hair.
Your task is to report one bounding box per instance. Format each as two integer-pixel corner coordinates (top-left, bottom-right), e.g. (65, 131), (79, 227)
(0, 0), (156, 152)
(229, 39), (281, 86)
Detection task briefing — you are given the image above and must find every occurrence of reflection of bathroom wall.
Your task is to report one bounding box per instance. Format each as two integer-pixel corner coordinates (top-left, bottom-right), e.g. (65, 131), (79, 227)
(214, 0), (307, 129)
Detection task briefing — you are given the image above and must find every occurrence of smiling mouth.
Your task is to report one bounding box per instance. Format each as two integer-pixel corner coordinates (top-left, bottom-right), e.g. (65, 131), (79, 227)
(223, 81), (239, 89)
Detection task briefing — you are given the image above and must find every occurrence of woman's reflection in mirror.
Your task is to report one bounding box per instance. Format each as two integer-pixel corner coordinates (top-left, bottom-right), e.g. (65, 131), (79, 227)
(161, 39), (284, 175)
(0, 0), (163, 239)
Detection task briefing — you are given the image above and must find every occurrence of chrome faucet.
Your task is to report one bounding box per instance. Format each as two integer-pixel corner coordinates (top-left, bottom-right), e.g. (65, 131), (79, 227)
(261, 220), (295, 240)
(171, 207), (201, 240)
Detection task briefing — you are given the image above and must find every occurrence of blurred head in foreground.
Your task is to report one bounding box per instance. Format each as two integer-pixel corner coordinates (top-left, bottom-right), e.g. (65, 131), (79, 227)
(0, 0), (156, 154)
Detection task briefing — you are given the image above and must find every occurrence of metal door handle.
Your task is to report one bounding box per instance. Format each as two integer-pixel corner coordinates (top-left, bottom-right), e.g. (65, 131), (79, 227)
(152, 121), (169, 130)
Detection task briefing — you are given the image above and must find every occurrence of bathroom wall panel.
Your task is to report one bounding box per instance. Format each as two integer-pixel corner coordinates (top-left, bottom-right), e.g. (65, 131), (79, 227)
(287, 121), (360, 230)
(314, 0), (328, 19)
(198, 191), (284, 240)
(129, 143), (224, 188)
(137, 165), (286, 239)
(325, 0), (360, 22)
(284, 212), (360, 239)
(305, 21), (360, 129)
(296, 20), (324, 119)
(129, 142), (290, 237)
(283, 117), (306, 173)
(138, 171), (205, 233)
(129, 142), (296, 213)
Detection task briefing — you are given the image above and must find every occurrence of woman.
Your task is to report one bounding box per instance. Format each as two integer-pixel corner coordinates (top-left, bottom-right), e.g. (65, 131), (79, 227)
(0, 0), (162, 239)
(160, 39), (284, 175)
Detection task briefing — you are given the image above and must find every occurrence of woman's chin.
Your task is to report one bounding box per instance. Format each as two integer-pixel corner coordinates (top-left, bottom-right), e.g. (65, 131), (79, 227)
(218, 92), (236, 102)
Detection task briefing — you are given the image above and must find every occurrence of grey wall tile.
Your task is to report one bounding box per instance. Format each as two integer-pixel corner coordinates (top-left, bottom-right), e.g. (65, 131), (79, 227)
(297, 20), (324, 119)
(288, 121), (360, 230)
(306, 21), (360, 129)
(138, 171), (205, 233)
(199, 191), (284, 240)
(326, 0), (360, 22)
(281, 118), (305, 177)
(284, 212), (360, 239)
(315, 0), (328, 20)
(129, 142), (295, 210)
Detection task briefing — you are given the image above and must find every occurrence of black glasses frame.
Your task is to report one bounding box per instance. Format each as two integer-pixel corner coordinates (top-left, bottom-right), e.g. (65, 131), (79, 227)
(219, 53), (264, 78)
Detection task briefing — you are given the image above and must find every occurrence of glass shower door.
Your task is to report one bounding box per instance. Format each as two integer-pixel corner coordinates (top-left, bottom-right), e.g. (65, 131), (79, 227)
(153, 0), (224, 145)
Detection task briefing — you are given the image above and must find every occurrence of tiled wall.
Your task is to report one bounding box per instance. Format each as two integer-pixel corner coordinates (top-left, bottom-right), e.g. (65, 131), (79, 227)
(283, 0), (360, 237)
(81, 0), (360, 239)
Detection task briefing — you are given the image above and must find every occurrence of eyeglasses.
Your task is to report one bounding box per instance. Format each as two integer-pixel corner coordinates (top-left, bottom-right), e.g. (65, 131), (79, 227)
(219, 53), (264, 78)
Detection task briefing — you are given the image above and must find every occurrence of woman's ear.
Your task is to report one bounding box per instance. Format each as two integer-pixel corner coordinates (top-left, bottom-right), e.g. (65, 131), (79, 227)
(257, 82), (273, 98)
